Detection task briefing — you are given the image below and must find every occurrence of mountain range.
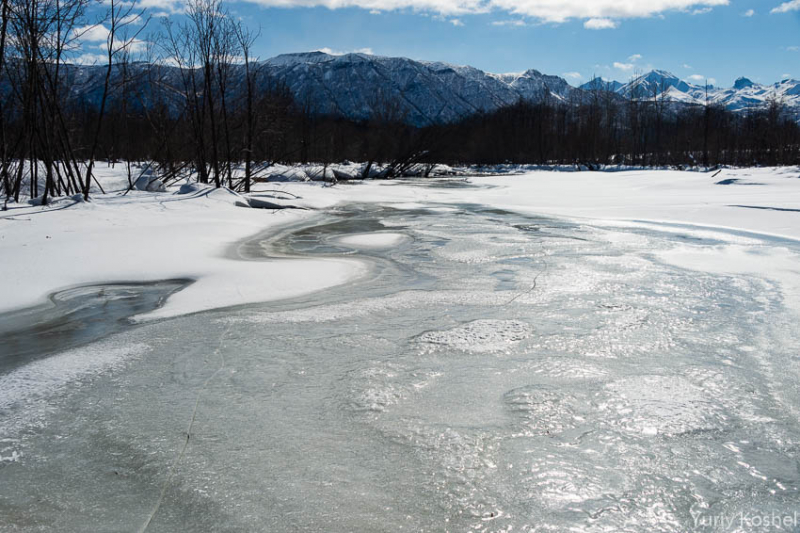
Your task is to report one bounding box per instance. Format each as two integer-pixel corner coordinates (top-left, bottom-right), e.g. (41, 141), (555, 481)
(259, 51), (575, 125)
(51, 51), (800, 126)
(261, 52), (799, 125)
(580, 70), (800, 113)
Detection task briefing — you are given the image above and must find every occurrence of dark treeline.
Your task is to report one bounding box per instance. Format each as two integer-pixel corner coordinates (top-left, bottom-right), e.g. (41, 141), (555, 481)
(1, 0), (799, 207)
(432, 89), (800, 168)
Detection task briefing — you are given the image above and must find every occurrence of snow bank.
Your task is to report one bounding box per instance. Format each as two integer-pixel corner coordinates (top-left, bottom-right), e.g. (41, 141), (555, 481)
(0, 183), (366, 321)
(298, 166), (800, 241)
(256, 162), (456, 182)
(655, 243), (800, 314)
(460, 167), (800, 240)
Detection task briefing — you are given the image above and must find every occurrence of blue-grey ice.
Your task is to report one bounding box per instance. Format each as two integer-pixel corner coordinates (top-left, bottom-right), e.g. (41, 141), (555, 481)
(2, 200), (800, 532)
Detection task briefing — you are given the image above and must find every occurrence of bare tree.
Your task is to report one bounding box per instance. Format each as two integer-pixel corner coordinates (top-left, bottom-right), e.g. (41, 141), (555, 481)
(82, 0), (148, 200)
(233, 21), (259, 192)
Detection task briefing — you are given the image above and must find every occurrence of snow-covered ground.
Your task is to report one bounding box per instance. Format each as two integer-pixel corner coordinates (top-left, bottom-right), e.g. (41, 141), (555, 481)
(2, 166), (799, 321)
(0, 175), (366, 321)
(3, 165), (800, 531)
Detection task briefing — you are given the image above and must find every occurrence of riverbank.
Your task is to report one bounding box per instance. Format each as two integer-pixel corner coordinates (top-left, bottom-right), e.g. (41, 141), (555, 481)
(1, 166), (799, 322)
(0, 182), (367, 321)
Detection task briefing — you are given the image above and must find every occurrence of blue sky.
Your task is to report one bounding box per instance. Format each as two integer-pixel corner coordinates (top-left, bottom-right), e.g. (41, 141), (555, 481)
(85, 0), (800, 87)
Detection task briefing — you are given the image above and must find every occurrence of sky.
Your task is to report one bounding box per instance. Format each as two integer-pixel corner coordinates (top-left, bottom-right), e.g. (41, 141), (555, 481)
(81, 0), (800, 87)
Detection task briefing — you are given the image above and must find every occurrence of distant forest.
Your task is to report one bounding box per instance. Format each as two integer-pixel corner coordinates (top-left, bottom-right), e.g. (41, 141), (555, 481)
(2, 0), (799, 205)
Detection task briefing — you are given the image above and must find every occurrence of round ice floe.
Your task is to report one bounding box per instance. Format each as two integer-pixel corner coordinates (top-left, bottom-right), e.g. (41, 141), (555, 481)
(417, 319), (532, 353)
(504, 385), (591, 435)
(527, 357), (609, 379)
(347, 363), (440, 413)
(510, 449), (620, 508)
(335, 232), (410, 249)
(602, 375), (724, 436)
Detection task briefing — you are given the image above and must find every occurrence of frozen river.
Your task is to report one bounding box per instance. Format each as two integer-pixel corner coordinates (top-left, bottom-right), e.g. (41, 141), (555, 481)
(2, 196), (800, 532)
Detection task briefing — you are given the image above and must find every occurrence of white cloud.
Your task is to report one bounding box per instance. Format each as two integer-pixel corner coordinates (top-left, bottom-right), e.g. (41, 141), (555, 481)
(562, 71), (583, 80)
(74, 53), (108, 65)
(136, 0), (185, 13)
(614, 61), (635, 72)
(74, 24), (110, 43)
(317, 47), (374, 55)
(491, 19), (527, 26)
(238, 0), (731, 23)
(787, 46), (800, 52)
(73, 23), (148, 57)
(772, 0), (800, 13)
(584, 17), (617, 29)
(683, 63), (693, 69)
(449, 17), (464, 25)
(243, 0), (486, 15)
(691, 6), (712, 14)
(491, 0), (730, 21)
(120, 13), (145, 25)
(628, 53), (643, 61)
(742, 8), (754, 16)
(688, 74), (716, 84)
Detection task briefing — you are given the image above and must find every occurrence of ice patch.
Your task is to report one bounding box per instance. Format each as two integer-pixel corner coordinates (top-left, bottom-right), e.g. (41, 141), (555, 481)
(348, 363), (440, 413)
(417, 319), (532, 353)
(504, 385), (592, 436)
(602, 375), (724, 436)
(528, 358), (609, 379)
(656, 243), (800, 315)
(335, 232), (410, 249)
(514, 452), (619, 508)
(222, 290), (511, 325)
(0, 342), (148, 439)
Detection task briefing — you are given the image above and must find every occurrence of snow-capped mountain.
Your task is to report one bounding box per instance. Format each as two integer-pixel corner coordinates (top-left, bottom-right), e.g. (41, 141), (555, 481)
(706, 77), (800, 112)
(261, 55), (799, 123)
(259, 52), (576, 125)
(14, 52), (797, 125)
(578, 77), (624, 93)
(595, 70), (800, 115)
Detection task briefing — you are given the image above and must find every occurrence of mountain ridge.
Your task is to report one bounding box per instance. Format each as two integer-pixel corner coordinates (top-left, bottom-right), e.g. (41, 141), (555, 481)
(265, 52), (799, 122)
(580, 69), (800, 114)
(50, 51), (800, 126)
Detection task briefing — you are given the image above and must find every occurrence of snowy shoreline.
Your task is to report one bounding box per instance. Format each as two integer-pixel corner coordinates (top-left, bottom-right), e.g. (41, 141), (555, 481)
(1, 166), (799, 322)
(0, 182), (367, 321)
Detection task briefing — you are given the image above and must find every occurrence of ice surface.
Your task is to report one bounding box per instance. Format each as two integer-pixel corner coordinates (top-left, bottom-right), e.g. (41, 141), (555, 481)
(2, 172), (800, 531)
(417, 319), (533, 353)
(0, 339), (148, 454)
(3, 166), (800, 323)
(335, 232), (409, 249)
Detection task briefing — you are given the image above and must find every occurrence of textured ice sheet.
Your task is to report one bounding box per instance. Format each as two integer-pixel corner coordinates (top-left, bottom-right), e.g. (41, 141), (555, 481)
(3, 197), (800, 532)
(0, 340), (148, 459)
(417, 319), (533, 353)
(603, 375), (725, 436)
(221, 290), (513, 324)
(347, 363), (441, 413)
